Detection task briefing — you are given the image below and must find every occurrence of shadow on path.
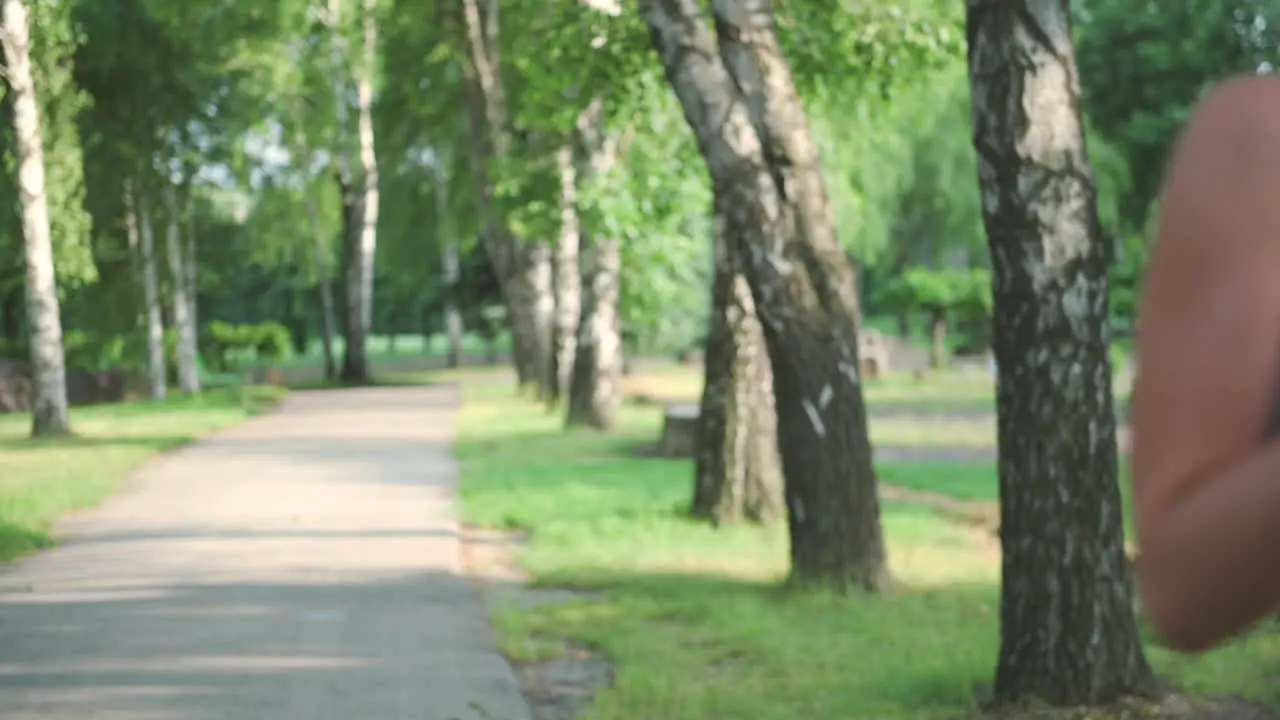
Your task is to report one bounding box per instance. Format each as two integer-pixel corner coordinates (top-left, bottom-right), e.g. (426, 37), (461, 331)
(0, 384), (532, 720)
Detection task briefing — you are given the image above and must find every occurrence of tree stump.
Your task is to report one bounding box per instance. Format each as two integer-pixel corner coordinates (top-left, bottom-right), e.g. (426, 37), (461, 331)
(657, 404), (699, 458)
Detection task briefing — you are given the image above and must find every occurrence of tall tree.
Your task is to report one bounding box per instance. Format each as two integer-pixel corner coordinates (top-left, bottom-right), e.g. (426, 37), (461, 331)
(433, 146), (465, 368)
(456, 0), (555, 395)
(163, 178), (200, 394)
(1, 0), (69, 435)
(641, 0), (888, 590)
(692, 202), (783, 525)
(328, 0), (381, 383)
(547, 143), (579, 407)
(132, 184), (167, 400)
(346, 0), (381, 382)
(565, 101), (624, 430)
(966, 0), (1156, 705)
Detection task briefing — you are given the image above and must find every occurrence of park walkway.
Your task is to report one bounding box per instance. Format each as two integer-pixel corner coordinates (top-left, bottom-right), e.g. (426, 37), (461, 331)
(0, 386), (532, 720)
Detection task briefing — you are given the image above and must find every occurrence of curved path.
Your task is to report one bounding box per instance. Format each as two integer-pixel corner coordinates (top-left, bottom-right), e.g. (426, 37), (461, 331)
(0, 386), (532, 720)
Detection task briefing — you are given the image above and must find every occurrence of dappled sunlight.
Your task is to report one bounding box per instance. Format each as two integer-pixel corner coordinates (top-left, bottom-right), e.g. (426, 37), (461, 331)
(885, 503), (999, 588)
(891, 541), (999, 588)
(620, 365), (705, 403)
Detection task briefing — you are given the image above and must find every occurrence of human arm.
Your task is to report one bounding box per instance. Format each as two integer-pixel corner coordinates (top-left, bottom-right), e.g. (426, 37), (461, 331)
(1131, 77), (1280, 653)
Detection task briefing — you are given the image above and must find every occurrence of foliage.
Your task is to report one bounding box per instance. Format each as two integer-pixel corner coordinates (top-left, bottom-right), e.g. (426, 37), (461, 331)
(577, 80), (713, 355)
(1109, 234), (1149, 331)
(883, 267), (992, 318)
(1075, 0), (1280, 233)
(782, 0), (964, 100)
(62, 330), (128, 372)
(203, 320), (294, 370)
(0, 0), (95, 305)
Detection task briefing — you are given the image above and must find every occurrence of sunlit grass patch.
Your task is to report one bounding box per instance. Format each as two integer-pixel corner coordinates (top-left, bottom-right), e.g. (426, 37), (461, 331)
(455, 368), (1278, 718)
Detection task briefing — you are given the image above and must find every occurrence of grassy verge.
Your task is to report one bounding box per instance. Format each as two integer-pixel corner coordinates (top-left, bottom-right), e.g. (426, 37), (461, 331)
(879, 460), (1145, 540)
(0, 385), (285, 562)
(455, 377), (1280, 719)
(619, 363), (1132, 418)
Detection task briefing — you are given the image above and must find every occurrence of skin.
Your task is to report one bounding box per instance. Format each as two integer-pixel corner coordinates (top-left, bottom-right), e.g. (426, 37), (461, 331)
(1131, 75), (1280, 653)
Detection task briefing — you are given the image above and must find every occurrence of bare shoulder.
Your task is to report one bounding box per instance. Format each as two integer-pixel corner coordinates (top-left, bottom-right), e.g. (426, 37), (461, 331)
(1131, 75), (1280, 525)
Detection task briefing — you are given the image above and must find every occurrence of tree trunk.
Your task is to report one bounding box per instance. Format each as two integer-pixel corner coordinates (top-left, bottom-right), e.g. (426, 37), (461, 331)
(292, 122), (338, 381)
(457, 0), (555, 394)
(183, 196), (198, 333)
(644, 0), (888, 591)
(692, 205), (784, 525)
(966, 0), (1156, 705)
(506, 242), (554, 396)
(308, 191), (338, 381)
(566, 233), (622, 430)
(163, 182), (200, 395)
(565, 101), (623, 430)
(1, 0), (69, 436)
(133, 187), (167, 401)
(928, 307), (947, 369)
(433, 149), (464, 369)
(336, 175), (365, 379)
(442, 260), (464, 368)
(548, 143), (581, 407)
(339, 0), (379, 384)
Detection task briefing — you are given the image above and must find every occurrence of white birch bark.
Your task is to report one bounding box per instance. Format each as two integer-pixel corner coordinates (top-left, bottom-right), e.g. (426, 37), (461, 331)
(565, 102), (623, 429)
(433, 150), (464, 368)
(183, 195), (198, 331)
(163, 181), (199, 394)
(349, 0), (379, 370)
(549, 144), (580, 405)
(136, 190), (167, 400)
(1, 0), (68, 435)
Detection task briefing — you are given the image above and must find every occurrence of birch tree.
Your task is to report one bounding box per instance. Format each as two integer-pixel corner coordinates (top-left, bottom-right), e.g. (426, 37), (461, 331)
(641, 0), (888, 589)
(966, 0), (1156, 704)
(163, 178), (199, 394)
(565, 101), (623, 430)
(433, 147), (465, 368)
(132, 184), (167, 400)
(547, 143), (579, 405)
(0, 0), (69, 435)
(456, 0), (555, 396)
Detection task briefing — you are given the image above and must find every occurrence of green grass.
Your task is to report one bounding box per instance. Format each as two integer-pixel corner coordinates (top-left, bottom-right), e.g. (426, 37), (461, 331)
(620, 363), (1132, 418)
(879, 460), (1141, 543)
(0, 385), (285, 562)
(455, 374), (1280, 719)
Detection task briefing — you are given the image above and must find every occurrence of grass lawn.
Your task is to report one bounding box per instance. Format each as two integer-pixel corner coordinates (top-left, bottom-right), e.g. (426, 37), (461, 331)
(454, 373), (1280, 719)
(0, 385), (284, 562)
(620, 363), (1133, 418)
